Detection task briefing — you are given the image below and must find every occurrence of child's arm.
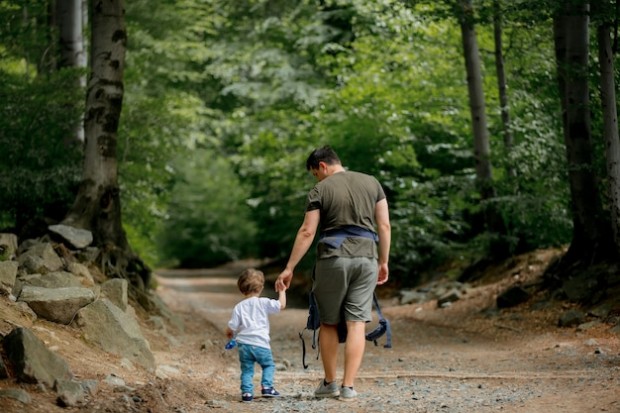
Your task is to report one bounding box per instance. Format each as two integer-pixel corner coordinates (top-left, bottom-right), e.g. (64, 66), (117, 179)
(278, 289), (286, 310)
(225, 326), (234, 339)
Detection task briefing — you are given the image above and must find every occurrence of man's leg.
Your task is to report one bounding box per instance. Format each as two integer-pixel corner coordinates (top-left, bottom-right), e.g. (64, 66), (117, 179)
(342, 320), (366, 387)
(319, 323), (339, 383)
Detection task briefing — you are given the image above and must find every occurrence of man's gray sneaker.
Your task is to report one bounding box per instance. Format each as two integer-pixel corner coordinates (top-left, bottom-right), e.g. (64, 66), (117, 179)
(339, 386), (357, 401)
(314, 380), (340, 398)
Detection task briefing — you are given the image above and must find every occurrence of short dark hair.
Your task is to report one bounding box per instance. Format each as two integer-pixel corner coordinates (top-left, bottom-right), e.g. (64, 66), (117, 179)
(306, 145), (341, 170)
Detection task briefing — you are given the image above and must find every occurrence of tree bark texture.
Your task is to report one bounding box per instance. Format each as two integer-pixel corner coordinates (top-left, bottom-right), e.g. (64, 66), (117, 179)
(597, 23), (620, 253)
(56, 0), (85, 69)
(459, 0), (494, 200)
(56, 0), (86, 144)
(493, 0), (514, 178)
(553, 3), (611, 259)
(63, 0), (128, 251)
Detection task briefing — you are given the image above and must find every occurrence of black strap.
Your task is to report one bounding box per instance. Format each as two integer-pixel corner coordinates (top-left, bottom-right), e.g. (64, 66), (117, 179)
(299, 328), (321, 370)
(371, 293), (392, 348)
(299, 331), (308, 369)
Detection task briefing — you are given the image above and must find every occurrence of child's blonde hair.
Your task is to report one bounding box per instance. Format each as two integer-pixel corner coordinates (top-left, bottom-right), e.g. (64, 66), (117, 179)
(237, 268), (265, 295)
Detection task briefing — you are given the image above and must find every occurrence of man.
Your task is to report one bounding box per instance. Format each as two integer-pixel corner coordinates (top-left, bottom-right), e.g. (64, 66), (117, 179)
(275, 145), (391, 402)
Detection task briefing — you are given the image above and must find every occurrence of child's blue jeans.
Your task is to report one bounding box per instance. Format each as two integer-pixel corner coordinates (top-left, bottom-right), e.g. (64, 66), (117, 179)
(237, 343), (275, 394)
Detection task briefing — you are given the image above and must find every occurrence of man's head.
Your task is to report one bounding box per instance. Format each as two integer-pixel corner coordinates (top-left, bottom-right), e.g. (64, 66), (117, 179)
(306, 146), (343, 181)
(238, 268), (265, 295)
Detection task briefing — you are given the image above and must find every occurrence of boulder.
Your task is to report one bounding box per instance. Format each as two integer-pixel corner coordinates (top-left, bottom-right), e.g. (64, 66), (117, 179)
(67, 262), (95, 287)
(48, 224), (93, 249)
(18, 242), (63, 274)
(55, 379), (85, 407)
(19, 271), (82, 289)
(0, 388), (32, 404)
(73, 299), (155, 370)
(18, 286), (95, 324)
(0, 261), (18, 294)
(2, 327), (73, 387)
(101, 278), (128, 311)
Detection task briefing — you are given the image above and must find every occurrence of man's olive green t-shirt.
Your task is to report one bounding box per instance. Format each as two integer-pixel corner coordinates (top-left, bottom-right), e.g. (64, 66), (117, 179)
(306, 170), (385, 259)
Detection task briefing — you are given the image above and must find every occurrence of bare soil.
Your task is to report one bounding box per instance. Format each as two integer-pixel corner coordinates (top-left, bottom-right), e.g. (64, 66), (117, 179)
(1, 248), (619, 412)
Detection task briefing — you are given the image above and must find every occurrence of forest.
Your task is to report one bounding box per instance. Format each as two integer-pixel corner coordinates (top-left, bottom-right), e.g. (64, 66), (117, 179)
(1, 0), (619, 293)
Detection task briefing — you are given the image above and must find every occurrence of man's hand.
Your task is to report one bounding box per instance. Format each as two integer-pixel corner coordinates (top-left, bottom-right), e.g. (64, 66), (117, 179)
(275, 268), (293, 292)
(377, 262), (389, 285)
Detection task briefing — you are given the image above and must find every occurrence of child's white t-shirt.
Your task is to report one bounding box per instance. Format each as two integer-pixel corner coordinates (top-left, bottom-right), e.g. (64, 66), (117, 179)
(228, 296), (281, 349)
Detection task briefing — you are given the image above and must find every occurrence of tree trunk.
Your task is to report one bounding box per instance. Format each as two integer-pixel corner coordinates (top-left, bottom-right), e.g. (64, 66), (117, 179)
(459, 0), (494, 200)
(56, 0), (85, 69)
(553, 3), (611, 262)
(597, 22), (620, 253)
(56, 0), (86, 144)
(62, 0), (149, 288)
(493, 0), (514, 178)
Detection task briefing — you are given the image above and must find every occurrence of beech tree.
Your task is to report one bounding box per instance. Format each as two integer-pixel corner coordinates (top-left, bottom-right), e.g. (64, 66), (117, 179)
(595, 1), (620, 253)
(55, 0), (86, 144)
(458, 0), (494, 201)
(62, 0), (149, 288)
(492, 0), (514, 178)
(552, 1), (613, 265)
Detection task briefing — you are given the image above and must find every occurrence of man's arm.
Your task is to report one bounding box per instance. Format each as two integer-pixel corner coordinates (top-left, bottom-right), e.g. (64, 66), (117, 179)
(375, 198), (391, 285)
(275, 209), (320, 291)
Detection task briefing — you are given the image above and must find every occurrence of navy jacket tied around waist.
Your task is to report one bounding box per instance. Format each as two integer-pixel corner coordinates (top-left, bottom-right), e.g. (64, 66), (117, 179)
(318, 225), (379, 249)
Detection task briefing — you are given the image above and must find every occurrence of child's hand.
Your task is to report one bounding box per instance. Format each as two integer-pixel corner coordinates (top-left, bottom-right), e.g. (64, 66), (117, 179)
(226, 327), (234, 339)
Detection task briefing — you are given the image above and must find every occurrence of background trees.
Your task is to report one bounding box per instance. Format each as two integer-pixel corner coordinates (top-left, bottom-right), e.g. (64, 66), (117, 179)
(1, 0), (618, 288)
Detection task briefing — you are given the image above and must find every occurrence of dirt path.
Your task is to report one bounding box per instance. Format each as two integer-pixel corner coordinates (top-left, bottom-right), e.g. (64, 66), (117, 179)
(152, 263), (620, 413)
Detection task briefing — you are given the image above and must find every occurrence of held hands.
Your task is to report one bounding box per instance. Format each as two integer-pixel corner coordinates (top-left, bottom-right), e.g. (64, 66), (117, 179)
(275, 268), (293, 292)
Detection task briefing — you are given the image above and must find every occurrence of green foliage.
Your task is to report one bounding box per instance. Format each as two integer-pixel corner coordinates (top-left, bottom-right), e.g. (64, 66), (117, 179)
(0, 69), (82, 233)
(157, 150), (257, 268)
(0, 0), (592, 286)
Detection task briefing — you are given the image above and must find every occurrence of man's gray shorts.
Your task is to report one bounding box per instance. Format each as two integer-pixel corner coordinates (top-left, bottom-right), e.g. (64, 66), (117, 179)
(313, 256), (377, 325)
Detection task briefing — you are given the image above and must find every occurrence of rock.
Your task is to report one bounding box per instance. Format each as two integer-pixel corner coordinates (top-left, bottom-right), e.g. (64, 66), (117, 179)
(81, 379), (99, 396)
(0, 260), (18, 294)
(562, 275), (598, 302)
(19, 271), (82, 289)
(104, 374), (126, 387)
(48, 224), (93, 249)
(138, 290), (184, 332)
(73, 299), (155, 370)
(75, 247), (101, 265)
(558, 309), (586, 327)
(0, 388), (32, 404)
(497, 286), (531, 308)
(101, 278), (128, 311)
(588, 302), (613, 318)
(18, 242), (63, 274)
(55, 379), (85, 407)
(2, 327), (73, 387)
(156, 364), (180, 379)
(576, 320), (601, 331)
(437, 289), (462, 308)
(399, 290), (427, 305)
(18, 286), (95, 324)
(0, 233), (18, 261)
(67, 262), (95, 286)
